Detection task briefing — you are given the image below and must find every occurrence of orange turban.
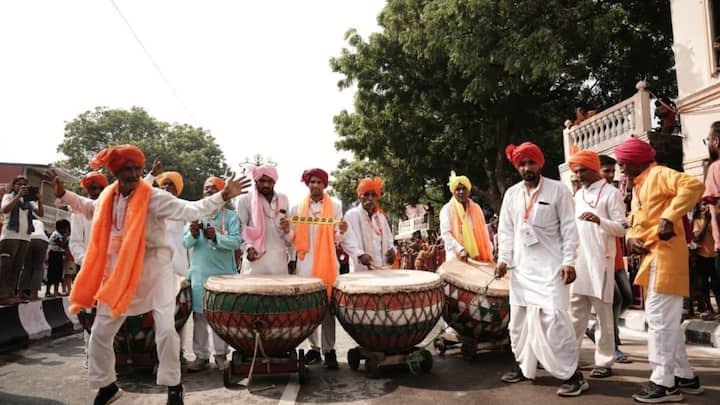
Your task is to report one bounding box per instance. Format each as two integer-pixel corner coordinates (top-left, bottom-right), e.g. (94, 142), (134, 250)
(505, 142), (545, 169)
(79, 171), (108, 192)
(356, 177), (383, 198)
(156, 171), (184, 195)
(568, 150), (601, 173)
(89, 145), (145, 175)
(205, 176), (225, 191)
(615, 138), (656, 164)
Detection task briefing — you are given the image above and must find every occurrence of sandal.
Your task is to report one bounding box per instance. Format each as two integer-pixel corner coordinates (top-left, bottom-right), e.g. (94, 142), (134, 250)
(590, 367), (612, 378)
(614, 351), (632, 363)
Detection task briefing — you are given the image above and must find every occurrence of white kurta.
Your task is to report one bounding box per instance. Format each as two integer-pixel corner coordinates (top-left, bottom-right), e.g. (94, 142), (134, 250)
(341, 206), (394, 272)
(572, 179), (626, 303)
(439, 201), (492, 258)
(288, 198), (343, 277)
(166, 219), (190, 278)
(69, 212), (92, 266)
(236, 192), (291, 275)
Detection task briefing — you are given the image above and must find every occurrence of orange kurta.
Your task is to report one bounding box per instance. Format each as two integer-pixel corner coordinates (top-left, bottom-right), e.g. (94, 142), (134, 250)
(626, 165), (704, 297)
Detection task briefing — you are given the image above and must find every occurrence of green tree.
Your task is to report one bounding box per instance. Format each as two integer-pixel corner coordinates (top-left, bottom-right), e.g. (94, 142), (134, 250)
(56, 106), (229, 199)
(331, 0), (675, 214)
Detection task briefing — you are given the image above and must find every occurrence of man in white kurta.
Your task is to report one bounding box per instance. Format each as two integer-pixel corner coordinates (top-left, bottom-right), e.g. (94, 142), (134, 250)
(341, 177), (395, 272)
(496, 142), (587, 397)
(567, 151), (626, 379)
(284, 168), (346, 368)
(236, 164), (291, 275)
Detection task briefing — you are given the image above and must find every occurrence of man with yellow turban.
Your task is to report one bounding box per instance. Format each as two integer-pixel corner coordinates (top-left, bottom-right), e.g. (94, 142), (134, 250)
(440, 171), (493, 262)
(341, 177), (395, 271)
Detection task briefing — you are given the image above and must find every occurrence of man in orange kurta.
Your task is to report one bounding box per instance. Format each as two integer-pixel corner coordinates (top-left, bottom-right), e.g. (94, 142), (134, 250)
(616, 138), (705, 403)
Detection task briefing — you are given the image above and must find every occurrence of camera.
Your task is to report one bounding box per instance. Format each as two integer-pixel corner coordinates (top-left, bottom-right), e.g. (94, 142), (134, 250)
(25, 185), (39, 201)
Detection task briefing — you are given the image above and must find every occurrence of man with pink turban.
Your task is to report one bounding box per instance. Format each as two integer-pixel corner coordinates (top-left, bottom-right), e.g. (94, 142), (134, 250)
(236, 164), (291, 275)
(616, 137), (705, 402)
(341, 177), (395, 272)
(496, 142), (586, 396)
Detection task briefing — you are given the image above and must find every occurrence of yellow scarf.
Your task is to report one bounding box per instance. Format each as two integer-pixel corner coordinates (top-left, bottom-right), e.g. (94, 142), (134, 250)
(293, 193), (337, 298)
(449, 197), (493, 262)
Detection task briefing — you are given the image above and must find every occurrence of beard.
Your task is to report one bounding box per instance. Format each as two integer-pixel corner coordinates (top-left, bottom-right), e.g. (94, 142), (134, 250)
(521, 171), (538, 182)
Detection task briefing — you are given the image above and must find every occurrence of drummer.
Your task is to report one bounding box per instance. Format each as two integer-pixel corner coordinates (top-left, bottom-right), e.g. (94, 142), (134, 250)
(281, 168), (347, 369)
(184, 176), (242, 373)
(47, 145), (251, 405)
(439, 171), (494, 262)
(341, 177), (395, 271)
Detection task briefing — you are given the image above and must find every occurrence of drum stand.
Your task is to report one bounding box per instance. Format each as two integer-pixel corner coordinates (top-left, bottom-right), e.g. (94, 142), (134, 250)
(347, 346), (433, 378)
(224, 349), (306, 388)
(433, 330), (510, 360)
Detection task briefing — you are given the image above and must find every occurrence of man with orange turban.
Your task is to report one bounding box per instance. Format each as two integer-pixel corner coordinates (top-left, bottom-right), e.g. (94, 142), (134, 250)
(496, 142), (586, 396)
(616, 138), (705, 402)
(48, 144), (251, 405)
(282, 168), (347, 369)
(567, 150), (626, 380)
(341, 177), (395, 271)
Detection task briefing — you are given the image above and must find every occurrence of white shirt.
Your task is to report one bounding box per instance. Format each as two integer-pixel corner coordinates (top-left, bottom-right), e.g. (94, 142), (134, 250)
(572, 179), (626, 302)
(288, 197), (343, 277)
(341, 206), (394, 272)
(61, 187), (227, 316)
(1, 193), (38, 241)
(497, 177), (579, 310)
(236, 191), (290, 275)
(439, 200), (493, 258)
(69, 212), (92, 265)
(30, 219), (49, 242)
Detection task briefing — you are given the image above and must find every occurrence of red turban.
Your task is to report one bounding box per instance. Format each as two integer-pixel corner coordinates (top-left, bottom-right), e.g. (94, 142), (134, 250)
(89, 145), (145, 175)
(615, 138), (656, 164)
(505, 142), (545, 168)
(79, 171), (109, 192)
(205, 176), (225, 191)
(301, 168), (329, 187)
(568, 150), (601, 173)
(356, 177), (383, 198)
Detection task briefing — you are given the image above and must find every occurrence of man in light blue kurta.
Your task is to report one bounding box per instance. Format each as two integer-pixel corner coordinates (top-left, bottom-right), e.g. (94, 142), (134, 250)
(183, 177), (242, 372)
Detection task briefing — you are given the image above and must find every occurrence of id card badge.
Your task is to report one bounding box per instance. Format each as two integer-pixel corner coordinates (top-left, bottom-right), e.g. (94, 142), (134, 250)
(520, 221), (539, 247)
(109, 234), (123, 254)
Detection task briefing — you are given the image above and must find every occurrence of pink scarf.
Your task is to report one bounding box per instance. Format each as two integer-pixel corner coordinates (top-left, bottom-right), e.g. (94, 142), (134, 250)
(242, 164), (278, 254)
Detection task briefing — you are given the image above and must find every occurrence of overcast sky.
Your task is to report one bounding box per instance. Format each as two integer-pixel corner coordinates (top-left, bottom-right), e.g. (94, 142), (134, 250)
(0, 0), (385, 202)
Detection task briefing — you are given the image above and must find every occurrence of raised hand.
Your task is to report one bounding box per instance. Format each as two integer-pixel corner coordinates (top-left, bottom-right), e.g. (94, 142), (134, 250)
(44, 169), (66, 198)
(220, 172), (253, 201)
(151, 157), (163, 176)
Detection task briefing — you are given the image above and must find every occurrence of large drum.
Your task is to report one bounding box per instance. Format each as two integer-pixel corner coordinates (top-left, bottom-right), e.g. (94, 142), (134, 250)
(437, 259), (510, 342)
(333, 270), (444, 354)
(203, 274), (327, 357)
(77, 279), (192, 369)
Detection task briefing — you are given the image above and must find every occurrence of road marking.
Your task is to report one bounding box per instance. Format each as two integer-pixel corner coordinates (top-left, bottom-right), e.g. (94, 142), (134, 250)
(278, 375), (299, 405)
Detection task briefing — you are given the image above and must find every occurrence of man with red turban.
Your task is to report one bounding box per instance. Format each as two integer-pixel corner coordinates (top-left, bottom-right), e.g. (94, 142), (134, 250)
(496, 142), (586, 396)
(616, 137), (705, 402)
(567, 150), (626, 380)
(282, 168), (347, 369)
(341, 177), (395, 271)
(236, 164), (291, 275)
(47, 144), (251, 405)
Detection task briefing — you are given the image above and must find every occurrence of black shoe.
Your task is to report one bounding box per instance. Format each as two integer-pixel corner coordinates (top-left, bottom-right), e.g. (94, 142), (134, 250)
(304, 349), (322, 365)
(585, 328), (596, 344)
(632, 381), (683, 403)
(675, 376), (704, 395)
(324, 350), (339, 370)
(557, 371), (590, 397)
(501, 364), (528, 383)
(167, 384), (184, 405)
(94, 383), (122, 405)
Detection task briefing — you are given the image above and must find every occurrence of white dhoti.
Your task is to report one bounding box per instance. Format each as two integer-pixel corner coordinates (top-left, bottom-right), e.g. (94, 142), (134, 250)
(570, 294), (615, 368)
(509, 305), (578, 380)
(191, 312), (229, 360)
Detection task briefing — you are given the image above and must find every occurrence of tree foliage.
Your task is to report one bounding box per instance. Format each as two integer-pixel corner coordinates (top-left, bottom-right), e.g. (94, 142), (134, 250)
(330, 0), (675, 214)
(56, 106), (229, 199)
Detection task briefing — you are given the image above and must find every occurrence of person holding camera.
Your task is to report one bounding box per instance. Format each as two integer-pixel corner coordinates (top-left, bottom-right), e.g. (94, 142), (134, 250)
(0, 175), (44, 305)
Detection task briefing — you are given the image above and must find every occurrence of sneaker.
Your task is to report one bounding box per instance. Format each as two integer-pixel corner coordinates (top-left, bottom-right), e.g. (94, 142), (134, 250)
(501, 364), (528, 383)
(675, 376), (704, 395)
(304, 349), (322, 365)
(93, 383), (122, 405)
(323, 350), (339, 370)
(167, 384), (184, 405)
(632, 381), (683, 403)
(557, 371), (590, 397)
(187, 357), (209, 372)
(615, 350), (632, 363)
(590, 367), (612, 378)
(215, 355), (226, 372)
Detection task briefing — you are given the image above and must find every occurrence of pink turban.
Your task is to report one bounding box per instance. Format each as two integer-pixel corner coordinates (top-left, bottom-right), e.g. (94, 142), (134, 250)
(615, 138), (656, 164)
(80, 171), (109, 192)
(247, 164), (278, 182)
(568, 150), (601, 173)
(301, 168), (329, 187)
(505, 142), (545, 169)
(90, 145), (145, 175)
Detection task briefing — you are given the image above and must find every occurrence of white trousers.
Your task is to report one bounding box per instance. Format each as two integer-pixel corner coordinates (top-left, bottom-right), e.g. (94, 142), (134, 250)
(646, 264), (694, 387)
(192, 312), (228, 360)
(570, 294), (615, 368)
(308, 311), (336, 353)
(509, 305), (578, 381)
(88, 301), (180, 389)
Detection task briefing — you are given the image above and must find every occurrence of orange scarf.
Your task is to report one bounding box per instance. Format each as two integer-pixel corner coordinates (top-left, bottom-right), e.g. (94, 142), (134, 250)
(293, 193), (337, 298)
(69, 180), (151, 318)
(450, 198), (494, 262)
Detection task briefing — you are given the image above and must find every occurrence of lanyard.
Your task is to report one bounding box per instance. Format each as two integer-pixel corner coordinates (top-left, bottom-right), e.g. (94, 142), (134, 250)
(582, 181), (607, 209)
(206, 208), (227, 235)
(523, 178), (544, 221)
(112, 192), (129, 232)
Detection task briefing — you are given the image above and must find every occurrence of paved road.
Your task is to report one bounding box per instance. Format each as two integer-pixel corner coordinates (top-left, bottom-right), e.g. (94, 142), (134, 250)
(1, 319), (718, 404)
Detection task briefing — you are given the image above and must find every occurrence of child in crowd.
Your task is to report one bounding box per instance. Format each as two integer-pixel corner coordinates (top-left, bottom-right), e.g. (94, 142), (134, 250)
(61, 250), (77, 296)
(45, 219), (70, 297)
